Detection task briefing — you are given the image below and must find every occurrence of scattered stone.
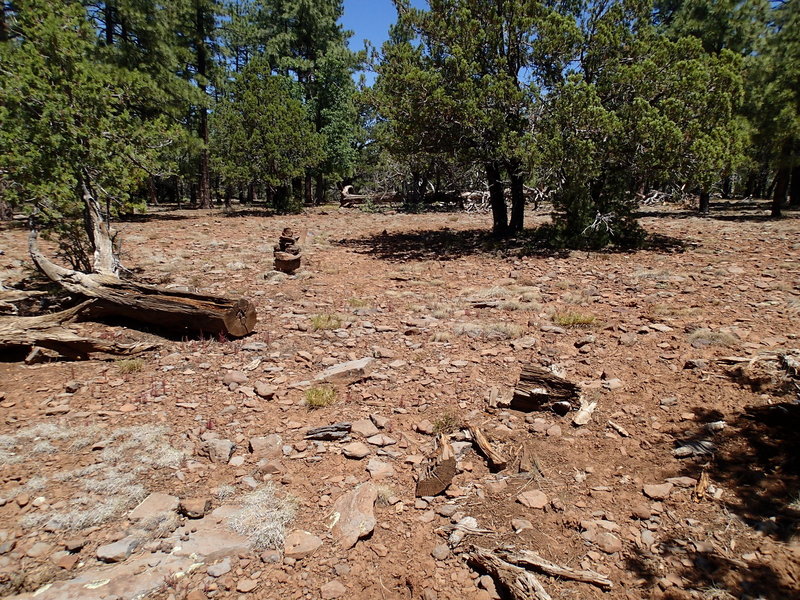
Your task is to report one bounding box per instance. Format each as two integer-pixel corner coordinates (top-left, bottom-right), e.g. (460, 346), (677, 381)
(594, 532), (623, 554)
(517, 490), (548, 509)
(512, 518), (533, 532)
(416, 420), (435, 435)
(96, 536), (140, 563)
(366, 458), (395, 480)
(342, 442), (370, 459)
(64, 381), (82, 394)
(204, 438), (235, 463)
(130, 493), (179, 521)
(207, 557), (231, 578)
(254, 382), (275, 399)
(314, 358), (374, 384)
(249, 434), (283, 458)
(284, 530), (323, 559)
(351, 419), (380, 438)
(683, 359), (708, 370)
(643, 483), (674, 500)
(320, 580), (347, 599)
(222, 371), (248, 385)
(631, 504), (652, 520)
(370, 414), (390, 429)
(179, 498), (211, 519)
(366, 434), (396, 447)
(431, 544), (450, 561)
(237, 579), (258, 593)
(306, 423), (352, 441)
(26, 542), (53, 559)
(327, 483), (378, 549)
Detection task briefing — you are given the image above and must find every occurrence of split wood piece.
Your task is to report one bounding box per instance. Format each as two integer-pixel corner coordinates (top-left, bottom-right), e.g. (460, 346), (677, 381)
(468, 425), (508, 471)
(468, 547), (552, 600)
(607, 420), (630, 437)
(29, 231), (257, 337)
(572, 398), (598, 426)
(415, 434), (456, 497)
(340, 185), (402, 207)
(0, 300), (158, 360)
(496, 548), (614, 590)
(305, 422), (352, 441)
(512, 363), (580, 413)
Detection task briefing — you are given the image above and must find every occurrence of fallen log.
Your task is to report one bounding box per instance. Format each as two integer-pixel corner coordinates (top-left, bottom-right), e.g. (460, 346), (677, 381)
(0, 301), (158, 360)
(416, 434), (456, 497)
(340, 185), (402, 207)
(468, 425), (508, 471)
(512, 363), (580, 414)
(496, 548), (613, 590)
(29, 231), (256, 338)
(468, 547), (552, 600)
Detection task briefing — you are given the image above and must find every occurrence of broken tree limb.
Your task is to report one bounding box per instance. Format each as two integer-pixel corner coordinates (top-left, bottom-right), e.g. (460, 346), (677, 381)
(0, 300), (158, 359)
(415, 434), (456, 497)
(339, 185), (402, 207)
(496, 548), (613, 590)
(468, 547), (552, 600)
(468, 425), (508, 471)
(512, 363), (580, 413)
(29, 230), (257, 338)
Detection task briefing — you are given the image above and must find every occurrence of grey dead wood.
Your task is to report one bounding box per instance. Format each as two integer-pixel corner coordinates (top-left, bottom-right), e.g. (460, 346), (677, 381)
(468, 425), (508, 471)
(415, 434), (457, 497)
(512, 363), (580, 413)
(467, 547), (552, 600)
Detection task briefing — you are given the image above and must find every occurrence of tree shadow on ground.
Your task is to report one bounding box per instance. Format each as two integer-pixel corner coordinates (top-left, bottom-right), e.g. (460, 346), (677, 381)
(625, 391), (800, 598)
(637, 198), (800, 222)
(336, 227), (687, 262)
(116, 211), (195, 223)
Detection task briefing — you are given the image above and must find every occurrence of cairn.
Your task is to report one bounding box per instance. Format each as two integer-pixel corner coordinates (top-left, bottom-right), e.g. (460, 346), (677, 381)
(273, 227), (302, 274)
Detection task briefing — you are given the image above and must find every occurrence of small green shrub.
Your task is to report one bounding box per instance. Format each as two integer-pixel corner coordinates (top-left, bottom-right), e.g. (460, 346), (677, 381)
(305, 386), (337, 409)
(552, 311), (597, 327)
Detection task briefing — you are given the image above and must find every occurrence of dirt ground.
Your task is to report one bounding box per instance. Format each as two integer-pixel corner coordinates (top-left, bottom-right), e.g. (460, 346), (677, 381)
(0, 200), (798, 600)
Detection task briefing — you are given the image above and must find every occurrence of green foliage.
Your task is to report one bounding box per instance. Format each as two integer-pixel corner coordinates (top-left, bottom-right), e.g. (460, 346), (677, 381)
(210, 60), (324, 207)
(0, 0), (183, 266)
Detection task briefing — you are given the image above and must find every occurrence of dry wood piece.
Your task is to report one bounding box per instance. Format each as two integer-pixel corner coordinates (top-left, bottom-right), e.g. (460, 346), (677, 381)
(274, 227), (302, 274)
(305, 422), (352, 441)
(0, 301), (158, 360)
(340, 185), (402, 207)
(468, 547), (552, 600)
(512, 363), (580, 413)
(572, 398), (597, 426)
(496, 548), (613, 590)
(29, 231), (256, 338)
(468, 425), (508, 471)
(415, 434), (456, 497)
(608, 420), (630, 437)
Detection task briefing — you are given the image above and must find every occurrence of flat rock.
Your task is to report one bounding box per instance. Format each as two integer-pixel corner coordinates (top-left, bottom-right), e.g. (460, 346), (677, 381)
(415, 420), (435, 435)
(249, 434), (283, 458)
(595, 532), (623, 554)
(366, 458), (394, 480)
(314, 358), (374, 384)
(130, 493), (179, 521)
(643, 483), (674, 500)
(327, 482), (378, 549)
(351, 419), (380, 438)
(254, 382), (275, 399)
(222, 371), (248, 385)
(366, 434), (396, 447)
(207, 557), (231, 578)
(342, 442), (370, 459)
(180, 497), (211, 519)
(320, 580), (347, 599)
(284, 530), (323, 559)
(96, 536), (140, 563)
(204, 438), (235, 463)
(517, 490), (548, 509)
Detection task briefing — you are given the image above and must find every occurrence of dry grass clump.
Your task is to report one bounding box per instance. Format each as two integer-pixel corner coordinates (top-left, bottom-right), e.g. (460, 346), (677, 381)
(688, 328), (739, 347)
(216, 484), (237, 501)
(648, 303), (701, 318)
(431, 331), (454, 343)
(348, 298), (370, 308)
(433, 412), (462, 435)
(634, 268), (675, 281)
(551, 311), (597, 327)
(305, 386), (337, 409)
(117, 358), (145, 374)
(310, 313), (342, 330)
(229, 484), (296, 550)
(453, 321), (524, 339)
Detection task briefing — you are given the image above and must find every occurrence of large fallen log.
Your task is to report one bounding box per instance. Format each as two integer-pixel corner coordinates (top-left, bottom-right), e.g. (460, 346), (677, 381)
(0, 301), (158, 360)
(340, 185), (403, 207)
(511, 363), (580, 414)
(29, 231), (256, 338)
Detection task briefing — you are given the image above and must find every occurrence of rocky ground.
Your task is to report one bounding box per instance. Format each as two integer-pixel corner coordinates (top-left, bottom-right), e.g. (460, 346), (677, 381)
(0, 200), (798, 600)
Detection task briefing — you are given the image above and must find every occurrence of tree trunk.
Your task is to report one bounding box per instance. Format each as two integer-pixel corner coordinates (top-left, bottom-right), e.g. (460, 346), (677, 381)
(772, 166), (789, 218)
(509, 165), (525, 233)
(699, 190), (710, 214)
(304, 173), (313, 205)
(247, 182), (256, 205)
(196, 1), (212, 209)
(486, 161), (508, 237)
(224, 185), (232, 209)
(104, 1), (115, 46)
(789, 165), (799, 207)
(722, 175), (732, 198)
(315, 173), (325, 205)
(148, 176), (159, 206)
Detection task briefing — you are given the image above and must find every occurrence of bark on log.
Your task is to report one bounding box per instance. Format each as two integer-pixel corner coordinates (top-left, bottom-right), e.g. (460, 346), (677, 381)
(512, 363), (580, 413)
(468, 547), (552, 600)
(0, 301), (158, 359)
(29, 231), (257, 338)
(496, 548), (613, 590)
(416, 434), (456, 497)
(468, 425), (508, 471)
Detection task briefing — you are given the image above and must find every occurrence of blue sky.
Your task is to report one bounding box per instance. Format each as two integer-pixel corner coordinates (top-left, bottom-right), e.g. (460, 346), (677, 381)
(341, 0), (426, 83)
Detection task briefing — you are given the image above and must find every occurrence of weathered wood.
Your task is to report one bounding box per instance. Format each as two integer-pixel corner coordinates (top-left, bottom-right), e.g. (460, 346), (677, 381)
(496, 548), (614, 590)
(416, 434), (456, 497)
(340, 185), (402, 207)
(305, 422), (352, 441)
(468, 425), (508, 471)
(512, 363), (580, 413)
(468, 547), (552, 600)
(29, 231), (257, 337)
(0, 301), (158, 360)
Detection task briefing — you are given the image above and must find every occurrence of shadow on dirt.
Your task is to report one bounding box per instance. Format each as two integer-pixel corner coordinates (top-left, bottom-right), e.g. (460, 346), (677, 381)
(624, 398), (800, 598)
(637, 198), (800, 222)
(337, 227), (687, 262)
